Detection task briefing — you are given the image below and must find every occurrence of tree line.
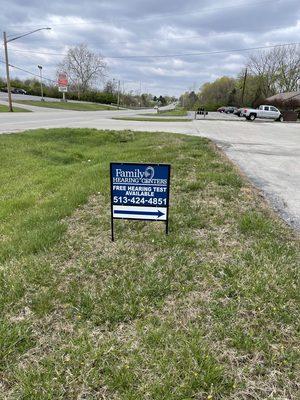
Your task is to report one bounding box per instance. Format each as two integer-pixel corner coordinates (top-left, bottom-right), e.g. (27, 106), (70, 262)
(179, 44), (300, 111)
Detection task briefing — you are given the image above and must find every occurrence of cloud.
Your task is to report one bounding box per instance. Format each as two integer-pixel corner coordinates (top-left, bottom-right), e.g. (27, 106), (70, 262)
(1, 0), (299, 95)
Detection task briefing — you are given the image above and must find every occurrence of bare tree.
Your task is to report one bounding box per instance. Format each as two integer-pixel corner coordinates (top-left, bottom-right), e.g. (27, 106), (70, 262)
(275, 45), (300, 92)
(58, 43), (106, 98)
(103, 79), (118, 94)
(247, 44), (300, 97)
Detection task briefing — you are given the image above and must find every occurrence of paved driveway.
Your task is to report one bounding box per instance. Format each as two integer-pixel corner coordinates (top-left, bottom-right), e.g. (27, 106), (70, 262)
(0, 110), (299, 231)
(192, 120), (300, 231)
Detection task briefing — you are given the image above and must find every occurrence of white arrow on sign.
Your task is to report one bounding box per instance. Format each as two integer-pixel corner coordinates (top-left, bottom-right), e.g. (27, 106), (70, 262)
(113, 206), (167, 220)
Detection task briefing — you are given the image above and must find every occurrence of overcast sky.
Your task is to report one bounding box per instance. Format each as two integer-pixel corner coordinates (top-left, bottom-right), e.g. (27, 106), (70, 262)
(1, 0), (300, 96)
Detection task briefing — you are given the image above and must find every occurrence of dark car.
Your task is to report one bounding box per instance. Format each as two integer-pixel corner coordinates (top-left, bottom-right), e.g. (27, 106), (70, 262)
(225, 106), (238, 114)
(0, 87), (8, 92)
(11, 88), (27, 94)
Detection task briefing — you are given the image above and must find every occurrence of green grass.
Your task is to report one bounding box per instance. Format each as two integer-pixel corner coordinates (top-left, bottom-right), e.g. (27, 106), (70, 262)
(15, 100), (115, 111)
(143, 108), (188, 117)
(0, 104), (31, 112)
(113, 117), (191, 122)
(0, 128), (299, 399)
(158, 107), (188, 116)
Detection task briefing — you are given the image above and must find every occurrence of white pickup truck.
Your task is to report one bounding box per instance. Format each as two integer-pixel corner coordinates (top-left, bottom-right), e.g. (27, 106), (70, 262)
(242, 105), (283, 121)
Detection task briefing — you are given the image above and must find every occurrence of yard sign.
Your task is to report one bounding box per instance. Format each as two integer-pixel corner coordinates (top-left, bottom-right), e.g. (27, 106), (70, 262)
(110, 163), (171, 241)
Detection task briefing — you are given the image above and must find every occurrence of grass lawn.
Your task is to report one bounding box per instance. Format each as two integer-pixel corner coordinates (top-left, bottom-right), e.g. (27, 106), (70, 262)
(158, 107), (188, 116)
(143, 108), (188, 117)
(15, 100), (115, 111)
(0, 104), (31, 112)
(113, 117), (191, 122)
(0, 128), (299, 399)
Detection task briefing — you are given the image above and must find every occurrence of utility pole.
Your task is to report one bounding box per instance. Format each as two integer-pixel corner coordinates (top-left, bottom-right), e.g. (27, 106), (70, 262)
(139, 81), (142, 107)
(117, 80), (120, 109)
(3, 32), (13, 112)
(241, 67), (248, 106)
(38, 65), (44, 101)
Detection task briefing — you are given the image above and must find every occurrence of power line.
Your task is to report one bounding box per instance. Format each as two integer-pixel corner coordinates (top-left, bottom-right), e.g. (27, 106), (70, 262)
(0, 59), (56, 82)
(3, 42), (298, 83)
(0, 59), (109, 82)
(105, 42), (300, 59)
(7, 42), (300, 60)
(4, 0), (277, 29)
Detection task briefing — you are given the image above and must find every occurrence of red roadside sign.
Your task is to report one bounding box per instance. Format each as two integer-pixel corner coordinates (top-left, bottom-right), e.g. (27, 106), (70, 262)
(58, 72), (68, 87)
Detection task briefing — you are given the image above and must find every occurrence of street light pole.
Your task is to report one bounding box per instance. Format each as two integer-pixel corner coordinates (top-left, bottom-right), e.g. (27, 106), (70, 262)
(38, 65), (44, 101)
(3, 27), (51, 112)
(3, 32), (13, 112)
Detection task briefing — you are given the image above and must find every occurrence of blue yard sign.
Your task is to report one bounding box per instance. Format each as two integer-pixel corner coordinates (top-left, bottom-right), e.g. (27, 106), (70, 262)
(110, 163), (171, 241)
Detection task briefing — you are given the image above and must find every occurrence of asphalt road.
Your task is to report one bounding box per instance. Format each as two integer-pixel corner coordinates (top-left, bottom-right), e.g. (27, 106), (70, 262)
(192, 120), (300, 231)
(0, 106), (299, 231)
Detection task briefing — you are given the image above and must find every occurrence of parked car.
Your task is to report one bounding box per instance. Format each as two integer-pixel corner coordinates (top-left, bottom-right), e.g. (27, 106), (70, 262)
(11, 88), (27, 94)
(225, 106), (238, 114)
(242, 105), (283, 121)
(0, 87), (8, 92)
(217, 106), (238, 113)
